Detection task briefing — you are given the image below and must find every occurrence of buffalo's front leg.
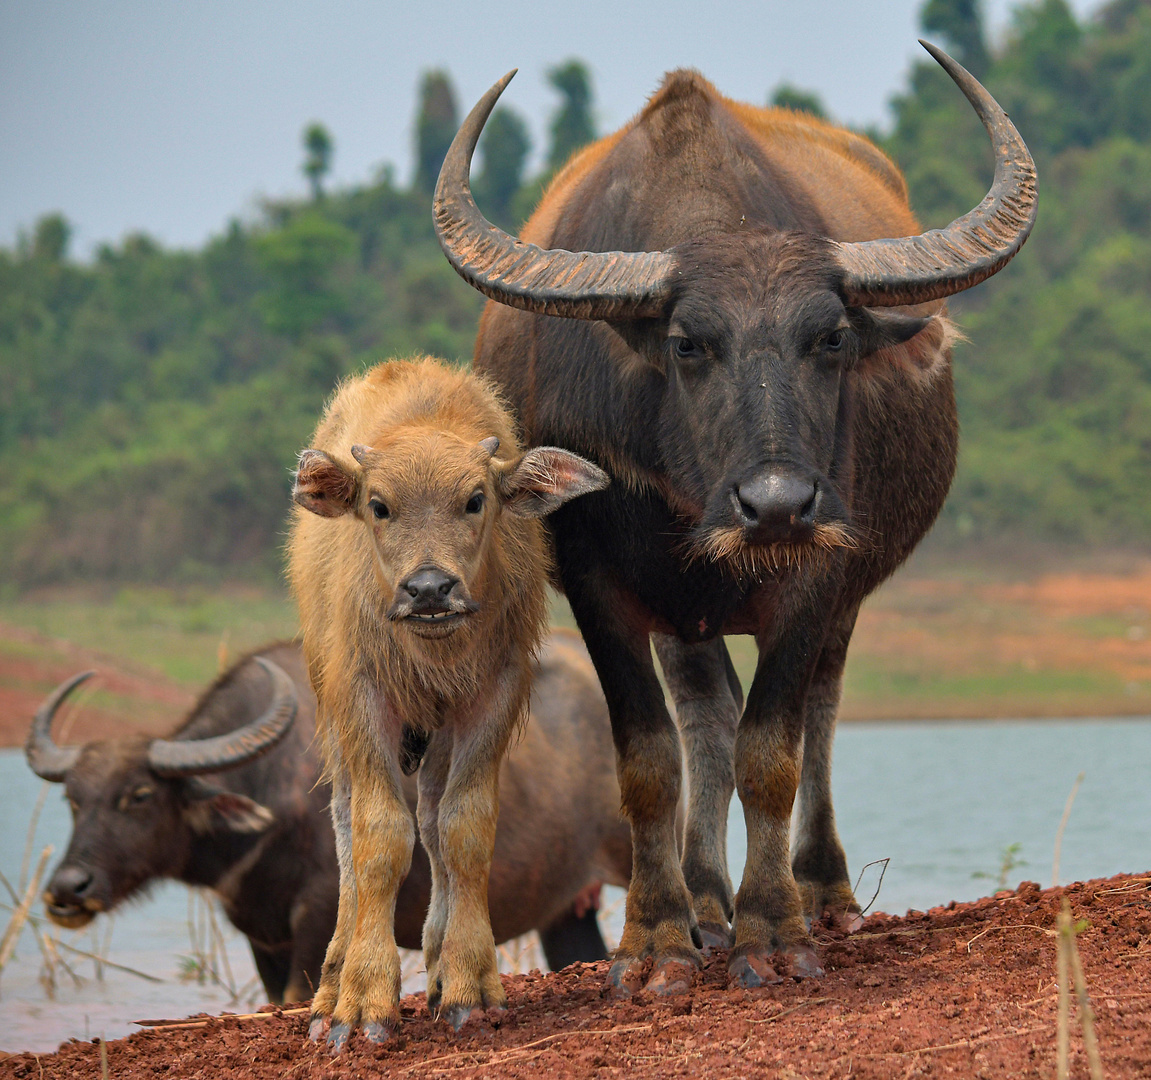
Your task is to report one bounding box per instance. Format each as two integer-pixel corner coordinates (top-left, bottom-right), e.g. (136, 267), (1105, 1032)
(569, 584), (699, 997)
(792, 608), (863, 933)
(416, 728), (453, 1011)
(730, 611), (832, 988)
(429, 668), (522, 1029)
(654, 634), (739, 951)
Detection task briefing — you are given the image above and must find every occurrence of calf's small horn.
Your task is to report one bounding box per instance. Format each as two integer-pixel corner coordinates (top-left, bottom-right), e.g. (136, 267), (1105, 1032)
(26, 671), (92, 781)
(146, 657), (298, 777)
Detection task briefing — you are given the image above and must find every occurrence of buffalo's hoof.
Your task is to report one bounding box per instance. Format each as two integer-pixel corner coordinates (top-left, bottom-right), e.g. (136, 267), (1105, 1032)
(697, 921), (733, 953)
(645, 958), (695, 996)
(362, 1020), (399, 1044)
(728, 950), (783, 988)
(442, 1004), (484, 1031)
(307, 1014), (329, 1043)
(839, 910), (865, 934)
(780, 942), (824, 980)
(327, 1021), (351, 1052)
(606, 957), (646, 999)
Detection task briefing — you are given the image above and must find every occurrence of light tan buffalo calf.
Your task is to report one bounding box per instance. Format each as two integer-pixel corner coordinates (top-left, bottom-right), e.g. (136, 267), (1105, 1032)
(287, 357), (607, 1046)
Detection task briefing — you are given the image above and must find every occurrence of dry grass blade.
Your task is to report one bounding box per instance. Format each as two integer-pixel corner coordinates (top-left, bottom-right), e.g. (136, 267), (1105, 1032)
(1057, 904), (1071, 1080)
(135, 1007), (309, 1030)
(1052, 771), (1084, 889)
(1064, 898), (1105, 1080)
(0, 845), (53, 971)
(967, 923), (1055, 952)
(55, 940), (163, 983)
(400, 1024), (652, 1075)
(99, 1037), (109, 1080)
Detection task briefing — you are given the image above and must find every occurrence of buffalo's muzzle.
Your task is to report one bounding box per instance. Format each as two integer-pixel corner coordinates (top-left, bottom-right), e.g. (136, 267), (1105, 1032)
(732, 472), (820, 544)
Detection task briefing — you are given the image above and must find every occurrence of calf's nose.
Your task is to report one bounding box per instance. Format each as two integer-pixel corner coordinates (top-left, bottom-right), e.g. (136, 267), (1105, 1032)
(48, 865), (94, 903)
(402, 568), (459, 605)
(734, 473), (819, 538)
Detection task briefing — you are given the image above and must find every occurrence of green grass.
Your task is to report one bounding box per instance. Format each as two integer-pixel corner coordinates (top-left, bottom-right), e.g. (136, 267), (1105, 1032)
(0, 586), (298, 686)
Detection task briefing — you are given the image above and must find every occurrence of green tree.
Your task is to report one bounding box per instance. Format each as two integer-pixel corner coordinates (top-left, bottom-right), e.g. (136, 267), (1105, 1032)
(476, 106), (532, 227)
(302, 123), (334, 201)
(546, 59), (596, 171)
(414, 70), (459, 195)
(32, 214), (70, 262)
(770, 84), (827, 119)
(921, 0), (990, 77)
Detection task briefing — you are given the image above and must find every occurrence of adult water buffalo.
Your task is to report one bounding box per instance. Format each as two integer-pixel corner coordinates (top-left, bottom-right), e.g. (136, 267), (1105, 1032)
(26, 635), (631, 1005)
(434, 43), (1036, 994)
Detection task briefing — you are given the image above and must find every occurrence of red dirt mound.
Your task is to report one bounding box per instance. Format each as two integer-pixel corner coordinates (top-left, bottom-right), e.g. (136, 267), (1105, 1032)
(4, 874), (1149, 1079)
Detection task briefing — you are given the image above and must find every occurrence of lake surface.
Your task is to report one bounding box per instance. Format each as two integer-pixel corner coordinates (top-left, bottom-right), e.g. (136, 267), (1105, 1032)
(2, 717), (1149, 1053)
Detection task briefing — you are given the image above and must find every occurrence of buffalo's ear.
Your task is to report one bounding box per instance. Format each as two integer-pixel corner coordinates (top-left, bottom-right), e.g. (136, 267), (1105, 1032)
(182, 777), (275, 834)
(851, 308), (931, 358)
(606, 318), (667, 363)
(495, 447), (610, 519)
(293, 449), (358, 518)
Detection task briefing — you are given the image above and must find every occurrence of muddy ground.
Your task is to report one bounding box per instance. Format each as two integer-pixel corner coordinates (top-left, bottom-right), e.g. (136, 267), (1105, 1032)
(3, 874), (1149, 1079)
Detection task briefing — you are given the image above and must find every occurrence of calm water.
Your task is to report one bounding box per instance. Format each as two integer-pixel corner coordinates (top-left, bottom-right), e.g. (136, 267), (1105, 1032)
(2, 718), (1149, 1052)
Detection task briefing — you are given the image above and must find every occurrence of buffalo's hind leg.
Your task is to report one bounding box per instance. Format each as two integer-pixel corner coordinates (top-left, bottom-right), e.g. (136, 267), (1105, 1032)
(568, 580), (699, 998)
(792, 609), (863, 933)
(653, 634), (739, 951)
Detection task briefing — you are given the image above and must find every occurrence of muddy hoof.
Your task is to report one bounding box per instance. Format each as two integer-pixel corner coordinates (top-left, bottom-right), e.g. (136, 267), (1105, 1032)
(838, 910), (865, 934)
(606, 957), (646, 999)
(780, 942), (824, 980)
(327, 1021), (351, 1052)
(362, 1020), (398, 1044)
(645, 958), (695, 996)
(698, 922), (733, 953)
(728, 950), (783, 989)
(442, 1004), (485, 1031)
(307, 1014), (328, 1043)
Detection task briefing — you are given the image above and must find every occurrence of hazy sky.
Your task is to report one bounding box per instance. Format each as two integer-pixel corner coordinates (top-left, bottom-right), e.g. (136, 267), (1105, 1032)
(1, 0), (1102, 256)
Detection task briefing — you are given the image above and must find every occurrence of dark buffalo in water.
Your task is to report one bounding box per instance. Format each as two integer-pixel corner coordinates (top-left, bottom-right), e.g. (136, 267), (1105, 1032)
(26, 634), (630, 1003)
(434, 43), (1036, 993)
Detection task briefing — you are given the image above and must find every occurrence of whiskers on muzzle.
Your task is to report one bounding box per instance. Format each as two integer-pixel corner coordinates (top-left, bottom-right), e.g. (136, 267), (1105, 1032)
(687, 521), (860, 579)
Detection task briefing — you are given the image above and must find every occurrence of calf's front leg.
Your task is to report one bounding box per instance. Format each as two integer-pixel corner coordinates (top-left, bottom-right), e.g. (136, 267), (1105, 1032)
(430, 669), (523, 1029)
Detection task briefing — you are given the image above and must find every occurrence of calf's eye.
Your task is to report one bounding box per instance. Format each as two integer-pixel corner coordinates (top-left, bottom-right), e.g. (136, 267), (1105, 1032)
(369, 499), (389, 520)
(826, 329), (845, 352)
(466, 492), (484, 515)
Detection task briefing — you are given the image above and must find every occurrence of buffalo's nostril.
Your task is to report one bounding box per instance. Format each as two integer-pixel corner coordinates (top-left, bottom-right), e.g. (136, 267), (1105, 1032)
(402, 569), (459, 604)
(734, 473), (819, 533)
(49, 866), (93, 902)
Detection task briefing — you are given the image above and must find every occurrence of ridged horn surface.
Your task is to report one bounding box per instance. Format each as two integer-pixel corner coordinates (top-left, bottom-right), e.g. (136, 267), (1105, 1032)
(147, 657), (298, 777)
(434, 70), (676, 320)
(834, 41), (1037, 307)
(25, 671), (92, 781)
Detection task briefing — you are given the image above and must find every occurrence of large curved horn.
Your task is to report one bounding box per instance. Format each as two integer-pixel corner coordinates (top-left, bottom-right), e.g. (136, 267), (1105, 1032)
(26, 671), (92, 781)
(835, 41), (1037, 307)
(147, 657), (298, 778)
(434, 71), (676, 320)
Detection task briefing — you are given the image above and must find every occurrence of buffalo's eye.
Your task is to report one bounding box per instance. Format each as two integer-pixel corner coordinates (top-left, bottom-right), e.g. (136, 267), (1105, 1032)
(825, 329), (845, 352)
(128, 786), (154, 806)
(671, 336), (702, 360)
(466, 491), (484, 515)
(369, 499), (389, 520)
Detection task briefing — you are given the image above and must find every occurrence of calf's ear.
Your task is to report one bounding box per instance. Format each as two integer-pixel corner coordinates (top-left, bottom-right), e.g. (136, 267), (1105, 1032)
(182, 777), (275, 834)
(293, 449), (357, 518)
(496, 447), (610, 519)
